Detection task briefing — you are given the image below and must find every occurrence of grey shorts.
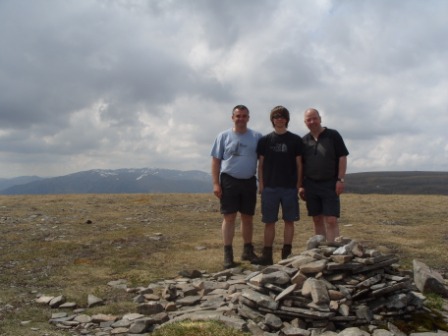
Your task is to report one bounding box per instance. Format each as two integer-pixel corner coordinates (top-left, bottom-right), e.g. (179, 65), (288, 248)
(261, 187), (299, 223)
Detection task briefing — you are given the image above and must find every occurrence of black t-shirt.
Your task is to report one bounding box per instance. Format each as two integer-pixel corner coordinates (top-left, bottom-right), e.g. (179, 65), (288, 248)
(257, 131), (303, 188)
(302, 128), (349, 181)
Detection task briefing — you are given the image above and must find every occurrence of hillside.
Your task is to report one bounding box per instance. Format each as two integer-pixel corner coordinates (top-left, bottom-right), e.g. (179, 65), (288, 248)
(0, 176), (43, 191)
(0, 169), (447, 195)
(344, 171), (448, 195)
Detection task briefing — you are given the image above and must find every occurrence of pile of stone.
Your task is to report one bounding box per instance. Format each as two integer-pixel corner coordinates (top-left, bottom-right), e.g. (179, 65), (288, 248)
(33, 236), (448, 336)
(240, 235), (423, 331)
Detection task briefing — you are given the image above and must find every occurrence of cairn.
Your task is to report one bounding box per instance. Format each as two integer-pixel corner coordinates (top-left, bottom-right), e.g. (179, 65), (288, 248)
(239, 235), (424, 331)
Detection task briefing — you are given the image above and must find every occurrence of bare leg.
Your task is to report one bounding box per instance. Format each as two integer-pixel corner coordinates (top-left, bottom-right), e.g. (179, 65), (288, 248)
(222, 213), (237, 246)
(312, 215), (326, 238)
(263, 222), (276, 247)
(240, 213), (254, 244)
(325, 216), (339, 242)
(283, 220), (294, 245)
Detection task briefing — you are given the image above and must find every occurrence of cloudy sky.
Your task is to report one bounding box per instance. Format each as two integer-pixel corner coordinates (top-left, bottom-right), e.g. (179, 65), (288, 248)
(1, 0), (447, 178)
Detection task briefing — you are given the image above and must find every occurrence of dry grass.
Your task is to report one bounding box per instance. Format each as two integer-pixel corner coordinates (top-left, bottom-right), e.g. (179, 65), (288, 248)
(151, 320), (251, 336)
(0, 193), (447, 335)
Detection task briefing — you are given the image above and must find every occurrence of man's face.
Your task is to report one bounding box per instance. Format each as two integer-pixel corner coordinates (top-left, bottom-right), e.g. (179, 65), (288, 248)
(232, 108), (249, 126)
(272, 113), (287, 129)
(304, 110), (321, 131)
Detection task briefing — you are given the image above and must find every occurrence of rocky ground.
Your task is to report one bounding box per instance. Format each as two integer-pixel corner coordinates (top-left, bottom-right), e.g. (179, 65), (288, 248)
(30, 236), (448, 336)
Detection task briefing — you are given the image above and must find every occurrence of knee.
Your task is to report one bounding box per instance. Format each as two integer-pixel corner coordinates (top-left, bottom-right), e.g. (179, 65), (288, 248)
(224, 213), (237, 223)
(284, 221), (294, 228)
(326, 217), (337, 226)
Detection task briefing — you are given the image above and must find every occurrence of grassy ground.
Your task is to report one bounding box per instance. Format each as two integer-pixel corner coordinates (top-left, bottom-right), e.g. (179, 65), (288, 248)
(0, 193), (447, 335)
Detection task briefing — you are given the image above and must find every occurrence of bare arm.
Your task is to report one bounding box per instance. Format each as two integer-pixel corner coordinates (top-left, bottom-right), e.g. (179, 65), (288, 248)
(338, 155), (347, 178)
(257, 155), (264, 194)
(211, 157), (222, 198)
(296, 155), (303, 190)
(336, 156), (347, 196)
(299, 156), (306, 201)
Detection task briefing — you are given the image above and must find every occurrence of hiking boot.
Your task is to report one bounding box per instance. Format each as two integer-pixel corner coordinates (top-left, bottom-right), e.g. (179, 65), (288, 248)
(281, 244), (292, 259)
(223, 245), (236, 269)
(251, 246), (273, 266)
(241, 243), (258, 262)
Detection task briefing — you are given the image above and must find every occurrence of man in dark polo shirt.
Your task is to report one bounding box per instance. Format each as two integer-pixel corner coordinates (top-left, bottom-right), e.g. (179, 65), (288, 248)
(299, 108), (349, 242)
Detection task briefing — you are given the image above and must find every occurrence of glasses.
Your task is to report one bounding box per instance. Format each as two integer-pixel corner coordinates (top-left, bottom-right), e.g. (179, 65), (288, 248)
(273, 114), (286, 119)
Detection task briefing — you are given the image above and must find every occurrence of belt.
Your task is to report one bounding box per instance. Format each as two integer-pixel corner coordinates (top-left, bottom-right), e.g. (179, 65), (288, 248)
(305, 177), (335, 183)
(221, 172), (255, 181)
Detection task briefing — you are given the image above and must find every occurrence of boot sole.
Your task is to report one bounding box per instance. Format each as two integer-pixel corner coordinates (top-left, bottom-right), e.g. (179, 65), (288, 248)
(241, 255), (258, 262)
(250, 260), (273, 266)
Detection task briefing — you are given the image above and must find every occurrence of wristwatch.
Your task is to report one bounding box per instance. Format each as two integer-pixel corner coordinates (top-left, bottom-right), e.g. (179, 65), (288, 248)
(337, 178), (345, 183)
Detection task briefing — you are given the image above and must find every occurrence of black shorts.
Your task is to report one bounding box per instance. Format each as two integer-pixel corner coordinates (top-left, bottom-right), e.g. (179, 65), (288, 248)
(220, 173), (257, 216)
(303, 178), (340, 217)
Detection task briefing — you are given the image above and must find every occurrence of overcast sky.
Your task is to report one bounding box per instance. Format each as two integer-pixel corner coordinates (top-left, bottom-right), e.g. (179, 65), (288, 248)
(1, 0), (447, 178)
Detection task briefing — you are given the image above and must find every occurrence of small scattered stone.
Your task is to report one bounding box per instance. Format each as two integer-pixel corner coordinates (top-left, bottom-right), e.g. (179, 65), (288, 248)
(178, 269), (202, 278)
(87, 294), (104, 308)
(49, 295), (65, 308)
(51, 312), (67, 319)
(137, 302), (164, 315)
(35, 295), (54, 304)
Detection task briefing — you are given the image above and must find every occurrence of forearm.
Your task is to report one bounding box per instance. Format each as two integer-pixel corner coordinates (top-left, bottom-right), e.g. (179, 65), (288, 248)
(296, 155), (303, 189)
(338, 156), (347, 178)
(257, 157), (263, 183)
(257, 156), (264, 192)
(211, 157), (221, 185)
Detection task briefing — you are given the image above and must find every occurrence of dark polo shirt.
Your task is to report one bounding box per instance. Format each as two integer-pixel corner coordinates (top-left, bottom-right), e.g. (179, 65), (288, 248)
(302, 128), (349, 181)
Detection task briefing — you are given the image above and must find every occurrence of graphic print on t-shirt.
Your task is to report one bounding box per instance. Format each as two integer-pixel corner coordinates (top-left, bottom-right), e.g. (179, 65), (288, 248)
(228, 141), (250, 156)
(271, 143), (287, 153)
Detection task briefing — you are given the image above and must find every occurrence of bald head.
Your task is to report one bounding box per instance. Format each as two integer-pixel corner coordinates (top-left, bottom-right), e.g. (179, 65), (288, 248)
(304, 108), (320, 118)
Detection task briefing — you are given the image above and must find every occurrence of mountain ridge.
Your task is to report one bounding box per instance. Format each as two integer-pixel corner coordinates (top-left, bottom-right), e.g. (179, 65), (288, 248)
(0, 168), (211, 195)
(0, 169), (447, 195)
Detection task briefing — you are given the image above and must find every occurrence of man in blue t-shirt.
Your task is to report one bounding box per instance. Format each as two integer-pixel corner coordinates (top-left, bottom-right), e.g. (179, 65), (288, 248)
(211, 105), (262, 269)
(251, 106), (303, 266)
(299, 108), (349, 243)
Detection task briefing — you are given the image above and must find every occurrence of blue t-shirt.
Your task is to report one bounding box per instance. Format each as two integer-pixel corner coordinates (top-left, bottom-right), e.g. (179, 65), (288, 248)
(211, 128), (262, 179)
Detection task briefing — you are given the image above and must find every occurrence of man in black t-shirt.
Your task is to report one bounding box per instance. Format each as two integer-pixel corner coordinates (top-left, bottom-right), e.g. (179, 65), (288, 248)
(251, 106), (303, 265)
(299, 108), (349, 243)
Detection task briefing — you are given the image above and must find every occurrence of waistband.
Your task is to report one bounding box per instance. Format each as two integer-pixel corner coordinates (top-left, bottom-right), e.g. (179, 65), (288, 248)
(221, 172), (256, 181)
(304, 176), (335, 183)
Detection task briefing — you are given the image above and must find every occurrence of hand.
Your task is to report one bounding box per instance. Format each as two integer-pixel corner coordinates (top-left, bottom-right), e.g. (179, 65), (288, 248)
(213, 184), (222, 199)
(336, 181), (344, 196)
(299, 187), (306, 201)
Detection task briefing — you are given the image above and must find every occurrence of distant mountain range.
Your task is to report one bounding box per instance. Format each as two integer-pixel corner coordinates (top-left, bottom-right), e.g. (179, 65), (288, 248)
(0, 169), (446, 195)
(0, 168), (211, 195)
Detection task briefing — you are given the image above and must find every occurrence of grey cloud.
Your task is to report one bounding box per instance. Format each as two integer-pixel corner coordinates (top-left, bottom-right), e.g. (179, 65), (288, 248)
(0, 0), (447, 177)
(180, 0), (277, 49)
(259, 50), (322, 91)
(0, 0), (233, 129)
(315, 1), (448, 76)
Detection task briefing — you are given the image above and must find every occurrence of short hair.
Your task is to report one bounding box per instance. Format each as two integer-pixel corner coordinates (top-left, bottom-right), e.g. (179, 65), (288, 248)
(232, 104), (249, 115)
(305, 107), (320, 117)
(270, 105), (290, 127)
